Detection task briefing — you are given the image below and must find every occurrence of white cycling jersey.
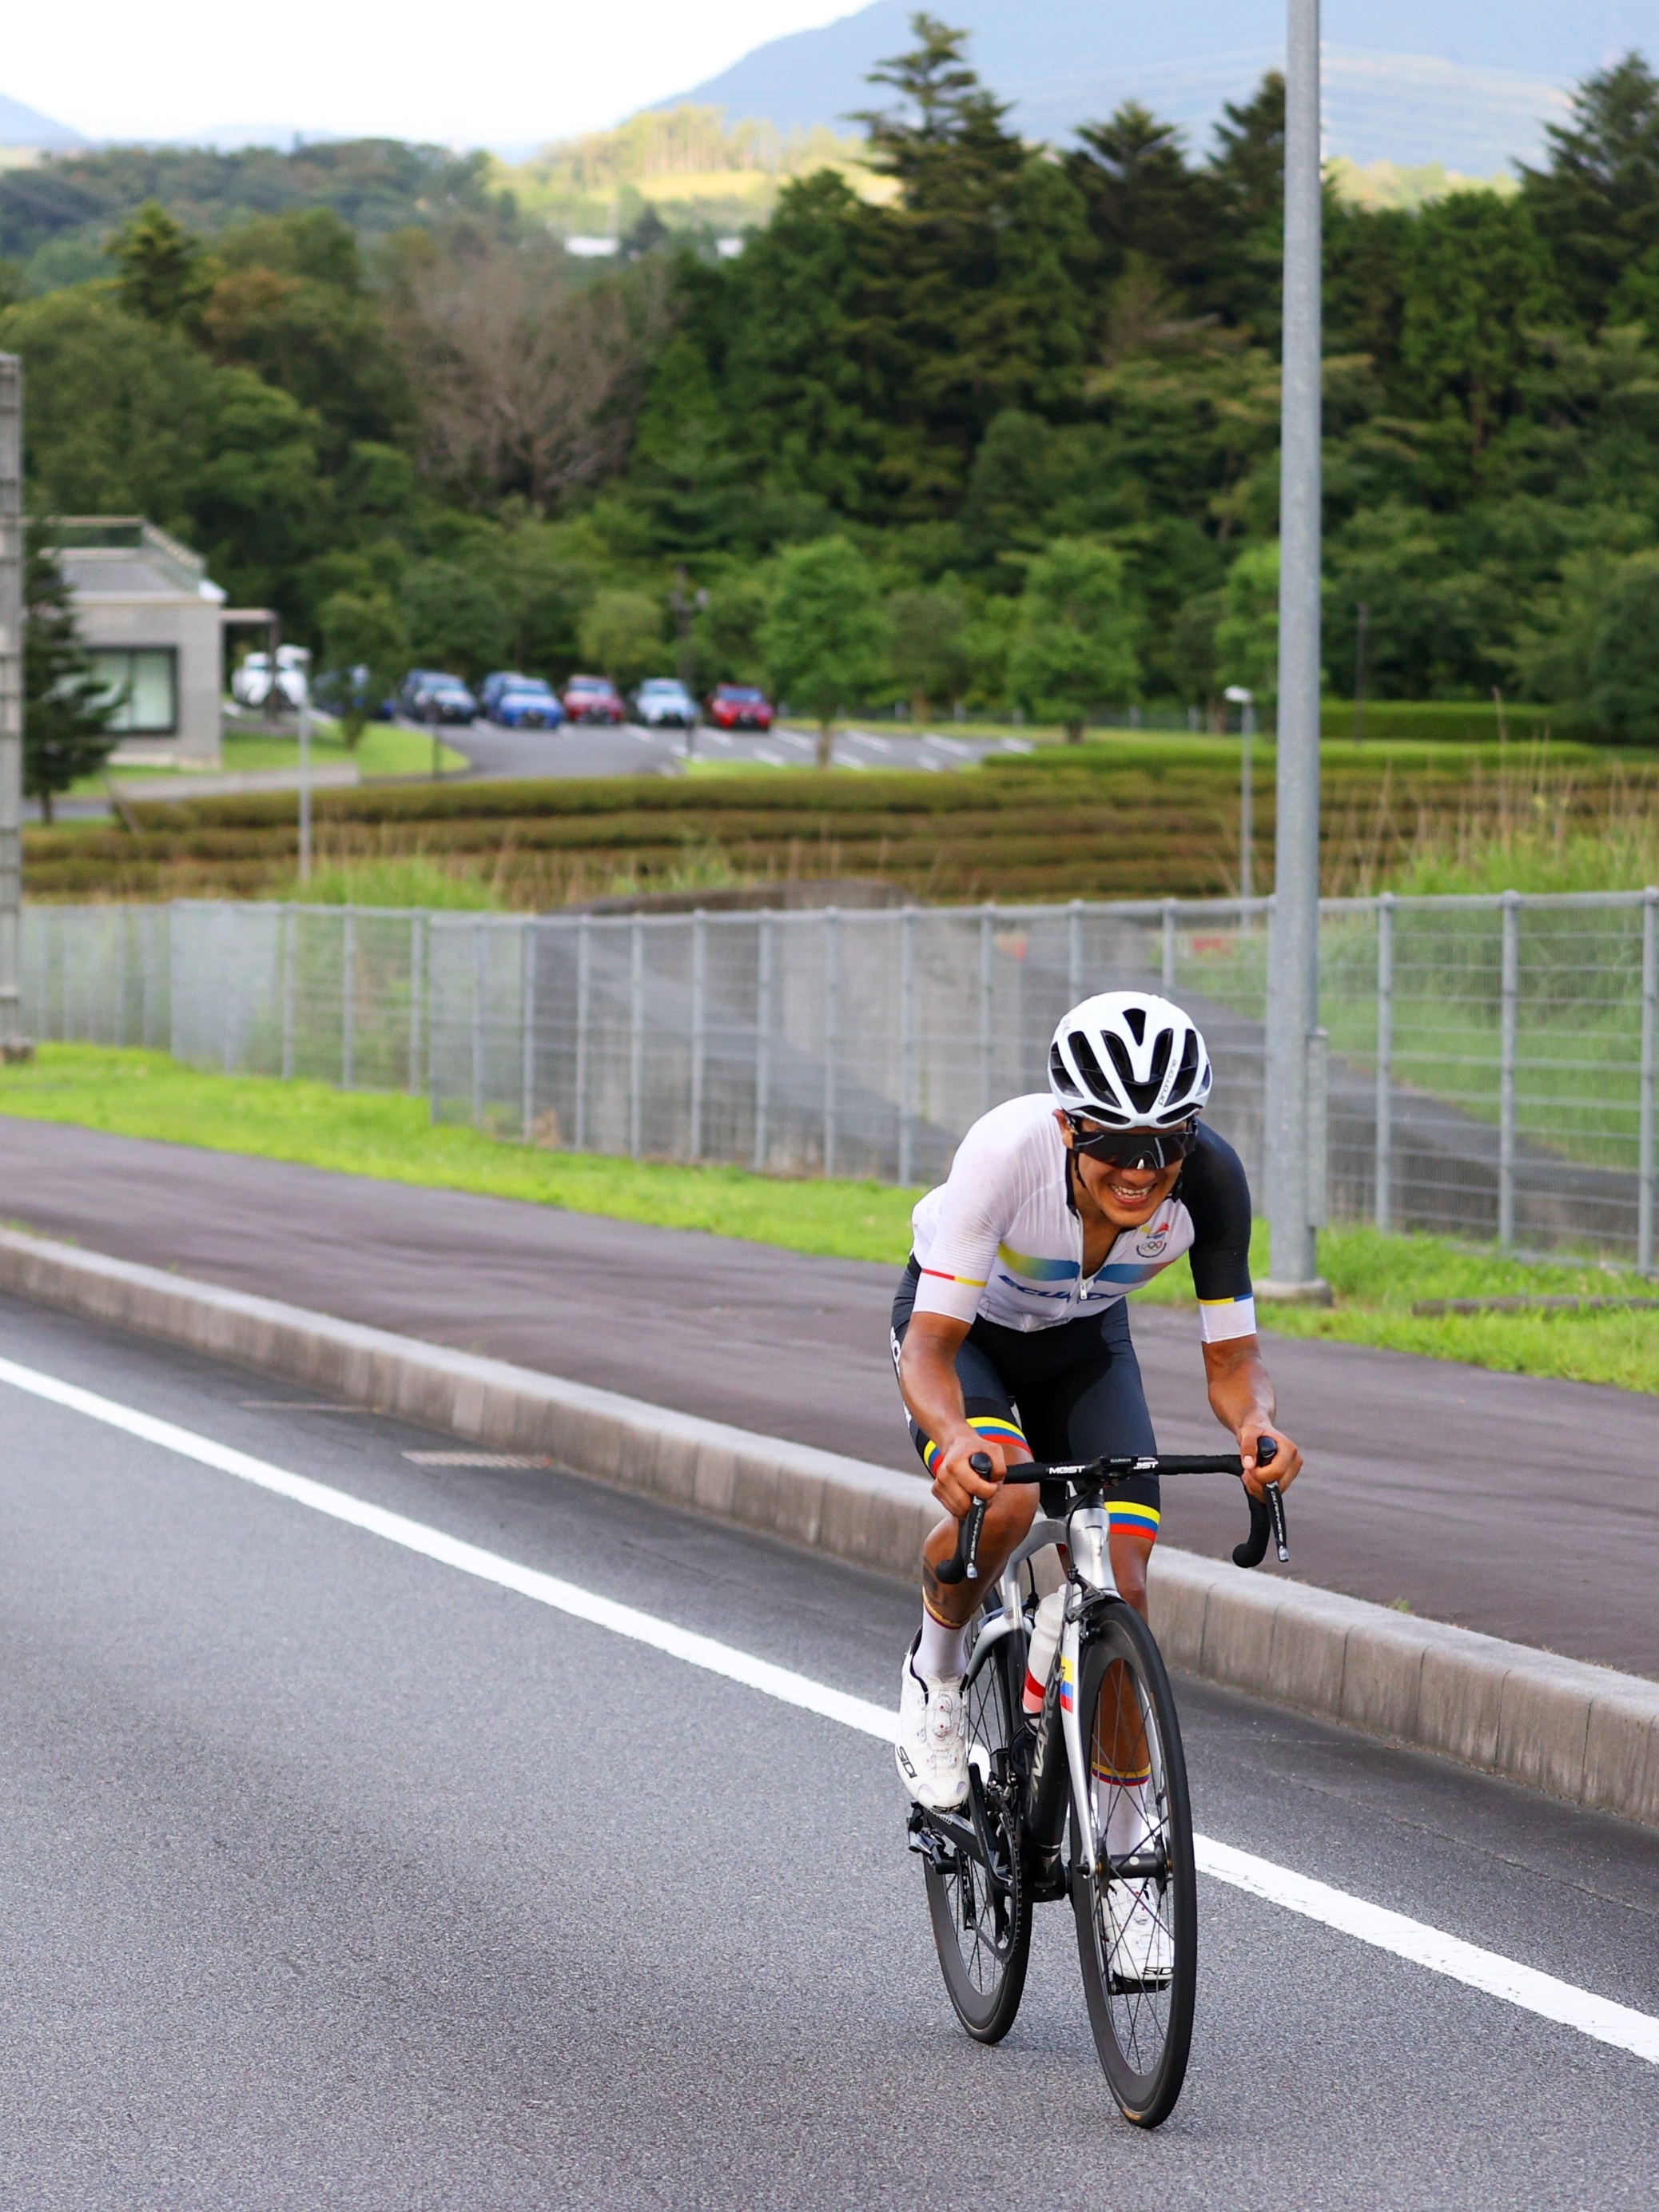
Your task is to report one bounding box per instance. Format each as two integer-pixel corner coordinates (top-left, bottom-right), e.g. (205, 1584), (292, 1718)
(910, 1093), (1256, 1342)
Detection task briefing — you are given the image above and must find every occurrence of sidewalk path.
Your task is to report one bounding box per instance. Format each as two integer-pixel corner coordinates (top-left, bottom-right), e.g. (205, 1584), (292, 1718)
(0, 1116), (1650, 1677)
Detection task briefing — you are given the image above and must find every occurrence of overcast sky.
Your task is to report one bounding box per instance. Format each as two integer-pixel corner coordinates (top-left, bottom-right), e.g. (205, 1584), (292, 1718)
(7, 1), (856, 149)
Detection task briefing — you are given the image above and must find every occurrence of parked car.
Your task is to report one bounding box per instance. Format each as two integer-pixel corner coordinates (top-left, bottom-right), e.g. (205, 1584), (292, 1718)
(491, 677), (564, 730)
(562, 674), (626, 725)
(399, 670), (478, 724)
(633, 676), (698, 730)
(707, 682), (774, 731)
(232, 645), (310, 710)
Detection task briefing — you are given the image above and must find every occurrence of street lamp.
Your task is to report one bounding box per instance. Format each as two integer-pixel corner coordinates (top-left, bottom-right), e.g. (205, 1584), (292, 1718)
(1224, 684), (1256, 905)
(1261, 0), (1331, 1303)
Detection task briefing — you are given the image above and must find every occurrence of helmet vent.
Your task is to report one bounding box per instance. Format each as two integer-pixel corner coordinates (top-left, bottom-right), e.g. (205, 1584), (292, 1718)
(1123, 1006), (1146, 1044)
(1068, 1030), (1112, 1102)
(1171, 1025), (1200, 1101)
(1048, 1041), (1083, 1098)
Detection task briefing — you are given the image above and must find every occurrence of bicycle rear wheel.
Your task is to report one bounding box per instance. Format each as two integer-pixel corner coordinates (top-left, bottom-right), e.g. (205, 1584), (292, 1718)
(922, 1613), (1032, 2043)
(1070, 1601), (1197, 2127)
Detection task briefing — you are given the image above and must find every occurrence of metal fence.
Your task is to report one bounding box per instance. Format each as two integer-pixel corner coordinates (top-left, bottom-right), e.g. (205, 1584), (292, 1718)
(20, 889), (1659, 1267)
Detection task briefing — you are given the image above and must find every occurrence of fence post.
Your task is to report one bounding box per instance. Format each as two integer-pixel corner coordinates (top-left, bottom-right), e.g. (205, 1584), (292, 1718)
(1641, 887), (1657, 1274)
(1307, 1025), (1329, 1228)
(520, 918), (537, 1143)
(898, 906), (917, 1185)
(823, 909), (840, 1179)
(1498, 889), (1520, 1250)
(978, 905), (994, 1116)
(1375, 891), (1394, 1233)
(407, 912), (424, 1096)
(690, 909), (706, 1163)
(753, 912), (773, 1172)
(341, 907), (357, 1090)
(471, 919), (486, 1128)
(281, 905), (297, 1082)
(1068, 899), (1084, 1001)
(1161, 899), (1177, 994)
(221, 907), (236, 1076)
(574, 914), (591, 1152)
(629, 916), (644, 1160)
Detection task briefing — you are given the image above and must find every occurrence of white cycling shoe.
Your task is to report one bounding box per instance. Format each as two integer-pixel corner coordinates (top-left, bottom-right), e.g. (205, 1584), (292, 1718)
(895, 1637), (969, 1811)
(1104, 1880), (1174, 1991)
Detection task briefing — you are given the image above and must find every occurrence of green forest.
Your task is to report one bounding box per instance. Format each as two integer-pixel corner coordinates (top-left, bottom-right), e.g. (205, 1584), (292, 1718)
(4, 16), (1659, 736)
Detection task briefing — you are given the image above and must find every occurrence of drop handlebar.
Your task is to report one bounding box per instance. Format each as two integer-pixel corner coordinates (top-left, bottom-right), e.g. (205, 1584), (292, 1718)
(934, 1438), (1285, 1586)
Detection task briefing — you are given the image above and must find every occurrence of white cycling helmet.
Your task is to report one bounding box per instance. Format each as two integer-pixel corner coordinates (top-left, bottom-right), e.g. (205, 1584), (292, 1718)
(1048, 990), (1211, 1131)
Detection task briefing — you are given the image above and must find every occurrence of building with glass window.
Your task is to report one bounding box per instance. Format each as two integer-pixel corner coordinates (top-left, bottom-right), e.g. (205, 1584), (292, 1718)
(49, 518), (230, 767)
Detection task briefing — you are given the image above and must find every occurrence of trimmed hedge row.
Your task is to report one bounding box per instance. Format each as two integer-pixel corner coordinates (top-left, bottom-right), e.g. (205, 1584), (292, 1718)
(24, 749), (1659, 906)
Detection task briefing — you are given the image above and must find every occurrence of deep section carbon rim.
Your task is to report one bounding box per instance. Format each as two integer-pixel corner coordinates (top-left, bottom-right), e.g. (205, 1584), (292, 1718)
(921, 1614), (1032, 2043)
(1071, 1603), (1197, 2127)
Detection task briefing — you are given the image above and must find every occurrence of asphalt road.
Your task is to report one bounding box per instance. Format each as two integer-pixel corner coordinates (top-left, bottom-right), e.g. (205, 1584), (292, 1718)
(2, 1116), (1653, 1677)
(0, 1291), (1653, 2208)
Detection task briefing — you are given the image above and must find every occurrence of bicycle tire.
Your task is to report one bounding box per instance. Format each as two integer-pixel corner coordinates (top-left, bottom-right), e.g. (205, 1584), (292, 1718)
(922, 1613), (1032, 2043)
(1070, 1601), (1198, 2127)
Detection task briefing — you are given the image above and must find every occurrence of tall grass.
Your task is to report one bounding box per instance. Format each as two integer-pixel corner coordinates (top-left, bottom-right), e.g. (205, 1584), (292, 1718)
(1329, 745), (1659, 897)
(268, 853), (506, 909)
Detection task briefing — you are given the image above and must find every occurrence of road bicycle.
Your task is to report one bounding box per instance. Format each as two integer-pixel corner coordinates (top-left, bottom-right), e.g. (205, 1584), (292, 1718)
(906, 1442), (1286, 2130)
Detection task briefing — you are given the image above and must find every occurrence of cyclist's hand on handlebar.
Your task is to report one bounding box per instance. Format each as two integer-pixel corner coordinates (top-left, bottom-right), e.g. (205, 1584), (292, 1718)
(1239, 1419), (1302, 1498)
(930, 1432), (1009, 1519)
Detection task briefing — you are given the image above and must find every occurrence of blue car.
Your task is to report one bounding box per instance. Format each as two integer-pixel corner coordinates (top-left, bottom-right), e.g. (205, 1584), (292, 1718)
(489, 676), (564, 730)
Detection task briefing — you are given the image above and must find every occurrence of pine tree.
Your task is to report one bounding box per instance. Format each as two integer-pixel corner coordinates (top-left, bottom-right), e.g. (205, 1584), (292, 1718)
(24, 530), (122, 821)
(106, 201), (213, 328)
(1521, 55), (1659, 328)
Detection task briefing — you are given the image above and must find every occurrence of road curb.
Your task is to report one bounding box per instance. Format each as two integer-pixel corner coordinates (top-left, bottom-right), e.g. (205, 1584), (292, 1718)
(2, 1224), (1655, 1829)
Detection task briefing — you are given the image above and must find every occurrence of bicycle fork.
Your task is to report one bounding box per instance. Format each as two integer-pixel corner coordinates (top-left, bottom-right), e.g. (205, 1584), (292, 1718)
(1019, 1503), (1118, 1901)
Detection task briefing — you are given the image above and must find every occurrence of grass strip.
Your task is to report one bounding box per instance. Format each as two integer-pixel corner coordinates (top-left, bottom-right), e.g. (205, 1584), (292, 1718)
(0, 1046), (917, 1263)
(2, 1047), (1655, 1394)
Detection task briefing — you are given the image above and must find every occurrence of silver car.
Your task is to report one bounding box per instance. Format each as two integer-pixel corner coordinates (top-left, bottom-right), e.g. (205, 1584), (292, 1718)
(633, 677), (698, 730)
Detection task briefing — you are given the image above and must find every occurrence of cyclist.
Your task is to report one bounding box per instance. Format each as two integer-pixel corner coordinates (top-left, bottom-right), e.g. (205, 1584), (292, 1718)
(892, 989), (1304, 1813)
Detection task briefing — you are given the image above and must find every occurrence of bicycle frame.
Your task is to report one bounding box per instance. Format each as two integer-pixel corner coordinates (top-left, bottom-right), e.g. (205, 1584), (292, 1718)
(916, 1500), (1124, 1901)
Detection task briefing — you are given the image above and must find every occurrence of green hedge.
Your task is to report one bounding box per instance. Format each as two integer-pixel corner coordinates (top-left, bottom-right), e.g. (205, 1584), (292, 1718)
(1323, 699), (1555, 744)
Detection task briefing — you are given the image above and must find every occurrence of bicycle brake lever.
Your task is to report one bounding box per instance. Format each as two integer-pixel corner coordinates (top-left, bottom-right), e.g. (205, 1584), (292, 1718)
(1263, 1478), (1290, 1565)
(935, 1454), (993, 1584)
(1231, 1436), (1288, 1569)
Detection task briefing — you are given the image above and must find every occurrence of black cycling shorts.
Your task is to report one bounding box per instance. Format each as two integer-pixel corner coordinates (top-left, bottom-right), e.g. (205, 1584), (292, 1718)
(890, 1257), (1162, 1543)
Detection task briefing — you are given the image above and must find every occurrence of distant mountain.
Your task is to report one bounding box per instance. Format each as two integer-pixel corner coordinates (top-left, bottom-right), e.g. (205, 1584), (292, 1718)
(660, 0), (1657, 170)
(0, 92), (86, 150)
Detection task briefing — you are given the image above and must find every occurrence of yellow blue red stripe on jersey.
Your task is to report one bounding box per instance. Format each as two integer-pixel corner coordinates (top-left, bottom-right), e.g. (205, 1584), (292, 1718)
(1109, 1499), (1161, 1544)
(920, 1411), (1029, 1475)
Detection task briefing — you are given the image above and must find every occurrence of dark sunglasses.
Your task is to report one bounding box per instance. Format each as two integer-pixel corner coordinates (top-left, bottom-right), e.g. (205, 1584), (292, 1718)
(1064, 1116), (1199, 1170)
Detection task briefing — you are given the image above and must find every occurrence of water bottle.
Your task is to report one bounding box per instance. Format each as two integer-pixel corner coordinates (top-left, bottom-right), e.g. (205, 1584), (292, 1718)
(1022, 1589), (1066, 1718)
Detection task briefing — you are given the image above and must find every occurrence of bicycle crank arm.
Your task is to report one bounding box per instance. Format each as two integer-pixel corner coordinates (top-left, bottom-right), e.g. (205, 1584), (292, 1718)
(905, 1802), (1013, 1898)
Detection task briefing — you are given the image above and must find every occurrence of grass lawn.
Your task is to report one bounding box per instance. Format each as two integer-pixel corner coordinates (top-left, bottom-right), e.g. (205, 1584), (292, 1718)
(84, 722), (467, 792)
(2, 1044), (1656, 1394)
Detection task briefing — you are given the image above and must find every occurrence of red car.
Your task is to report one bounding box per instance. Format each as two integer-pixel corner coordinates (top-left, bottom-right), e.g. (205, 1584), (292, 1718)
(707, 682), (774, 730)
(563, 674), (625, 725)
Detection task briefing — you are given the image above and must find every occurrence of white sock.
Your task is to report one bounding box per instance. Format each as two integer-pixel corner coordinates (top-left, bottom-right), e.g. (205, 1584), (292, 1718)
(916, 1607), (968, 1681)
(1103, 1779), (1153, 1860)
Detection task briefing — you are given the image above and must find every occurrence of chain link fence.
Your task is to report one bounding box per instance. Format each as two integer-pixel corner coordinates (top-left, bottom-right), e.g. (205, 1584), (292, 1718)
(20, 889), (1659, 1267)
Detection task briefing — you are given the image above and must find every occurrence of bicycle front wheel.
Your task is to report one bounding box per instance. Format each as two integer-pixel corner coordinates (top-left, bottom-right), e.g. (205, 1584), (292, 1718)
(1070, 1601), (1197, 2128)
(922, 1617), (1032, 2043)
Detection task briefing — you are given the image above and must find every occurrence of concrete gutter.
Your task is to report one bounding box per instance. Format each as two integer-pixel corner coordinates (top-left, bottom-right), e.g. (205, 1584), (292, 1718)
(2, 1223), (1655, 1830)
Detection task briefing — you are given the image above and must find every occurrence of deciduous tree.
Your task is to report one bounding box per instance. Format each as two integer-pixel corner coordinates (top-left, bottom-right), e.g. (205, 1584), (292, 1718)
(762, 536), (889, 765)
(1007, 539), (1140, 740)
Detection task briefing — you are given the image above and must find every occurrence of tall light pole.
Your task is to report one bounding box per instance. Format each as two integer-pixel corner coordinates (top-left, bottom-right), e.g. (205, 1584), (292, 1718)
(0, 353), (30, 1063)
(1262, 0), (1329, 1298)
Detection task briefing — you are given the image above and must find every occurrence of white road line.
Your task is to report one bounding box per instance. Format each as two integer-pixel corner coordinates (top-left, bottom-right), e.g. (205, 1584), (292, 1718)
(5, 1348), (1657, 2071)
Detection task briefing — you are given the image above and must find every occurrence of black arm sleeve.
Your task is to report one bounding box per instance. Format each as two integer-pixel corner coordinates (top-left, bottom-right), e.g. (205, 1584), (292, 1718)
(1176, 1124), (1254, 1304)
